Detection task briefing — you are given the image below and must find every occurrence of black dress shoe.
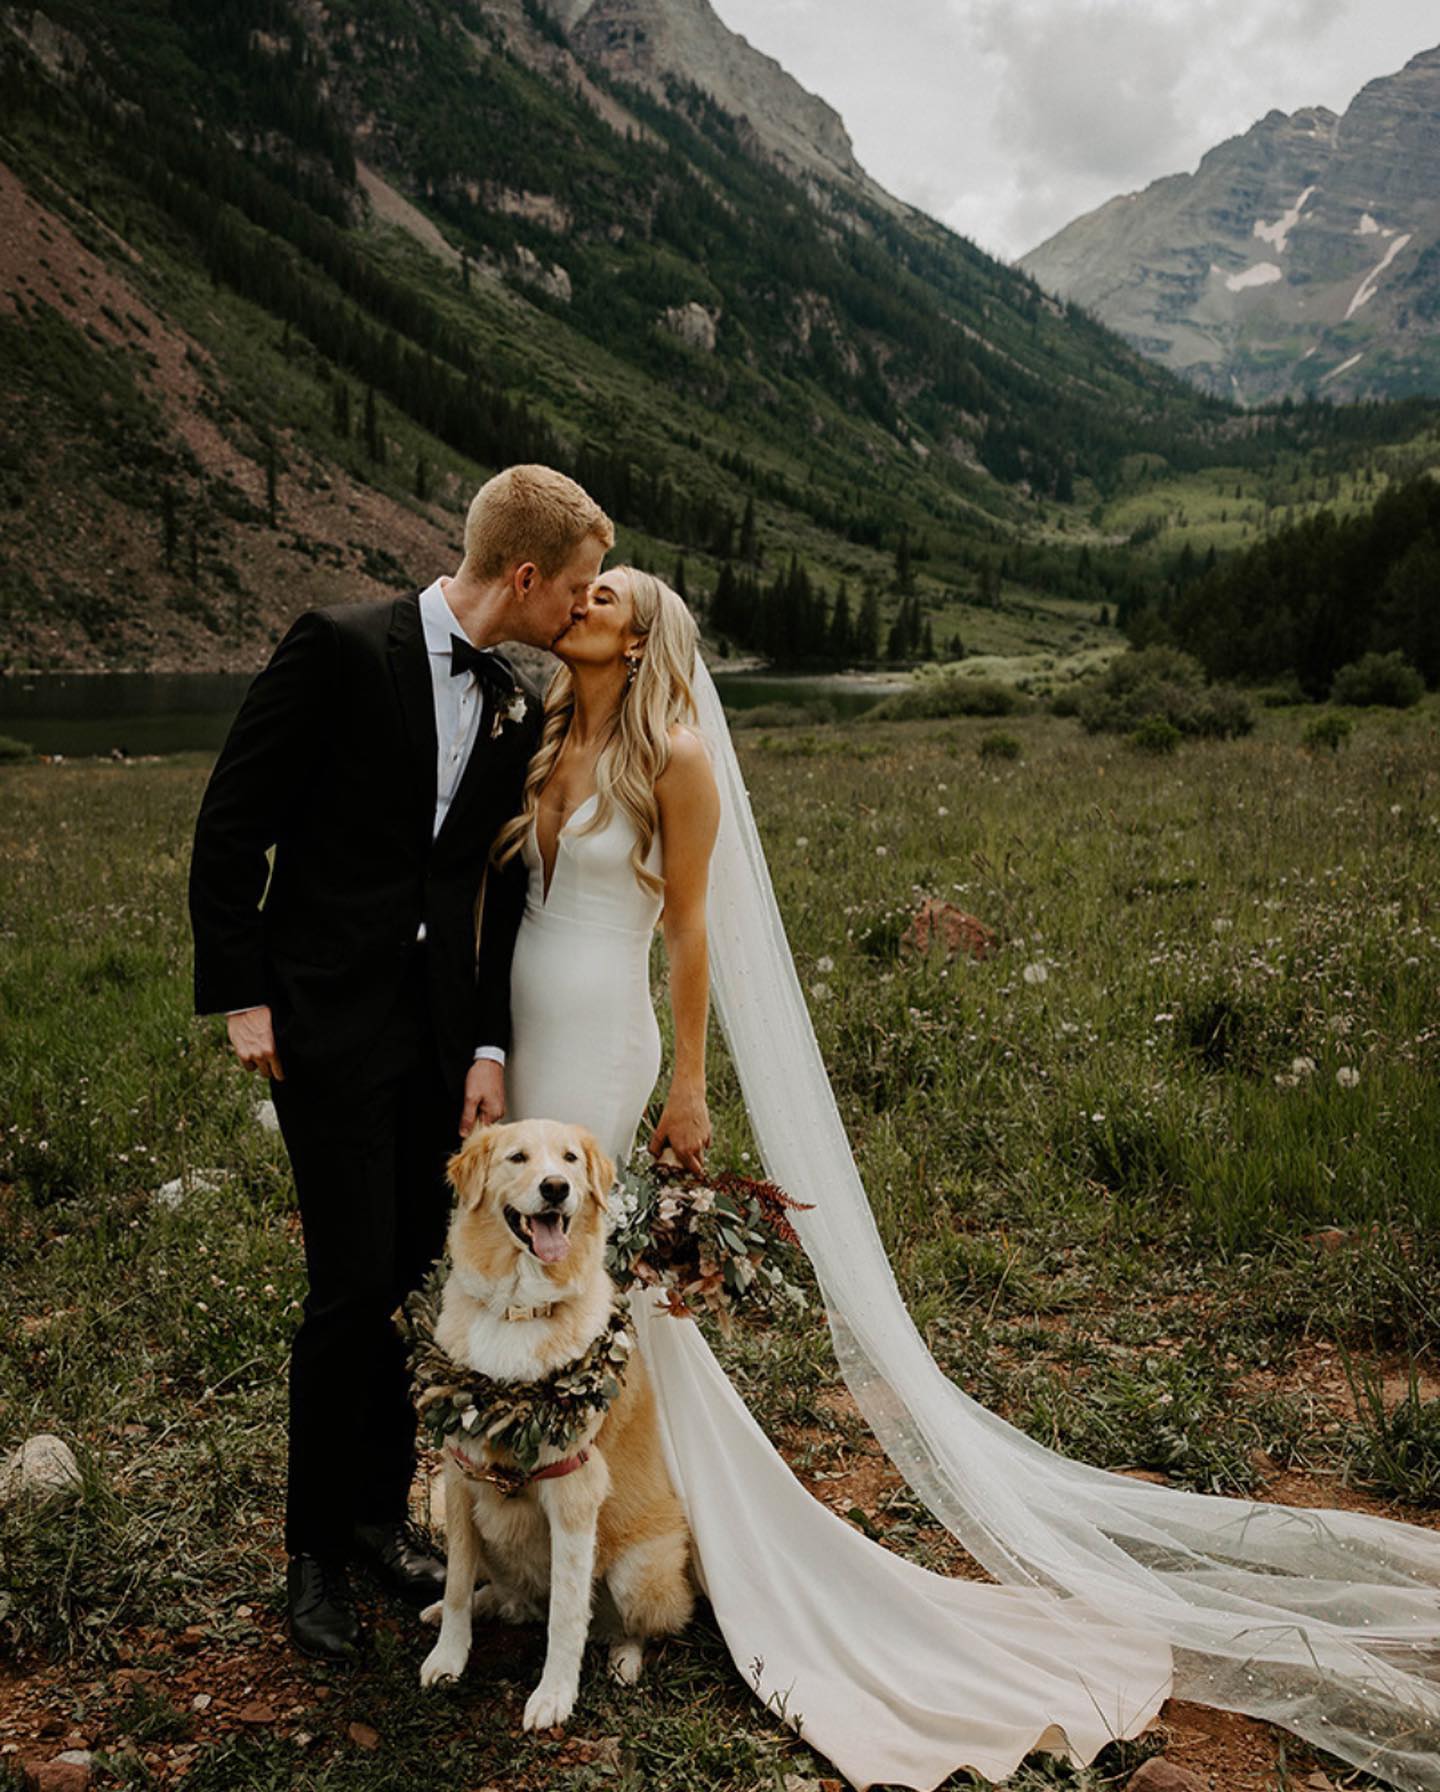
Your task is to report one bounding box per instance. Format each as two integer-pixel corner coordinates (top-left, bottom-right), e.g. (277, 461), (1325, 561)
(287, 1555), (362, 1661)
(350, 1520), (446, 1607)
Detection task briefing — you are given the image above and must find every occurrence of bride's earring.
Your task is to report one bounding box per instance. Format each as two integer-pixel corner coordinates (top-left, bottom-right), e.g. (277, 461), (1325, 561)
(624, 652), (641, 688)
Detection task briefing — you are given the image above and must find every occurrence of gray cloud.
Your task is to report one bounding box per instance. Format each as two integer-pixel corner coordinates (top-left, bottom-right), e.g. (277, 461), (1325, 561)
(710, 0), (1436, 259)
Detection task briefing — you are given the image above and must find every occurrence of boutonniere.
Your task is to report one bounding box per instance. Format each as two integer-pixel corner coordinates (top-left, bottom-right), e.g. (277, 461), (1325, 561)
(490, 691), (529, 740)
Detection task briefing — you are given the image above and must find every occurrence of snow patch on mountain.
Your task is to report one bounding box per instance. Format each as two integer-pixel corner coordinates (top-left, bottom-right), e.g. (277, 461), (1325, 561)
(1345, 233), (1413, 319)
(1224, 262), (1284, 293)
(1254, 187), (1314, 253)
(1321, 351), (1365, 383)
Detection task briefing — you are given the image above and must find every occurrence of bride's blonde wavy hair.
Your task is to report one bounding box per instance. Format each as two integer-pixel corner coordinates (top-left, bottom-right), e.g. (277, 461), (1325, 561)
(493, 567), (699, 895)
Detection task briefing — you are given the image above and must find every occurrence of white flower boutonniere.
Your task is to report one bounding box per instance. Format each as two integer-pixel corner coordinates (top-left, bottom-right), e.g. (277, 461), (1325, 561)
(491, 691), (529, 740)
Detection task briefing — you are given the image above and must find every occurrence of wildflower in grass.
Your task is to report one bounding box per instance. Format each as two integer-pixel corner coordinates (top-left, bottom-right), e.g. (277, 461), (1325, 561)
(1091, 1112), (1106, 1123)
(1291, 1057), (1316, 1077)
(875, 845), (888, 857)
(1212, 918), (1233, 934)
(1022, 962), (1048, 985)
(1336, 1066), (1361, 1088)
(795, 836), (809, 848)
(810, 983), (831, 1000)
(816, 955), (834, 973)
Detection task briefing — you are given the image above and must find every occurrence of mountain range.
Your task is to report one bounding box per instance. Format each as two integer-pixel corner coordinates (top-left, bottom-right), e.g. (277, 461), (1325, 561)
(1021, 46), (1440, 405)
(0, 0), (1428, 674)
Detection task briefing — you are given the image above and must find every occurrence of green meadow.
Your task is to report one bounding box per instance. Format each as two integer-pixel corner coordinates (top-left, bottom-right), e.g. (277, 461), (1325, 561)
(2, 701), (1438, 1789)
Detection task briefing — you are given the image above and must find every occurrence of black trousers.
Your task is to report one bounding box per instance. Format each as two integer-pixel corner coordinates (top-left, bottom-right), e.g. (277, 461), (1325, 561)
(271, 951), (457, 1558)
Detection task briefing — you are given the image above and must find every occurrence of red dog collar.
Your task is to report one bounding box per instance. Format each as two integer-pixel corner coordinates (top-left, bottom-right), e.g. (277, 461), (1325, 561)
(449, 1445), (592, 1496)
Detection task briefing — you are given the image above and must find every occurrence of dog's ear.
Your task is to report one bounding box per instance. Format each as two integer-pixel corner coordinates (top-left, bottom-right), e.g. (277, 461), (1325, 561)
(448, 1126), (499, 1212)
(582, 1133), (615, 1211)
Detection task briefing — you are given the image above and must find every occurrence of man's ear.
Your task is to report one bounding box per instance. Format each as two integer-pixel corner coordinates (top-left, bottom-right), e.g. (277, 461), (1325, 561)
(513, 559), (537, 599)
(583, 1134), (615, 1211)
(449, 1126), (498, 1211)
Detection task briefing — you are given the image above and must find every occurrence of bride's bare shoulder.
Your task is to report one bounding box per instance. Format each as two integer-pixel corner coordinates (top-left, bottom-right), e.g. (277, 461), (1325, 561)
(656, 725), (719, 820)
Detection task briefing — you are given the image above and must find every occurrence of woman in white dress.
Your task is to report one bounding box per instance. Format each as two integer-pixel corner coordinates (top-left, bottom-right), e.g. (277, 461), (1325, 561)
(491, 568), (1440, 1792)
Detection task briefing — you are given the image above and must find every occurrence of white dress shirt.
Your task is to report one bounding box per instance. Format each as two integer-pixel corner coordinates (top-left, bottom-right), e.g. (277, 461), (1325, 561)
(418, 578), (505, 1066)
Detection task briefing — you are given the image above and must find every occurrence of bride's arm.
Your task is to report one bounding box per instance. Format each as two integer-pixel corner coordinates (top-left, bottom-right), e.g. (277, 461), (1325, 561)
(650, 727), (721, 1172)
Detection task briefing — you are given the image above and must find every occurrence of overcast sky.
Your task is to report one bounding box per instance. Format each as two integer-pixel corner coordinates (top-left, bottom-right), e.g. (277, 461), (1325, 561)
(708, 0), (1438, 262)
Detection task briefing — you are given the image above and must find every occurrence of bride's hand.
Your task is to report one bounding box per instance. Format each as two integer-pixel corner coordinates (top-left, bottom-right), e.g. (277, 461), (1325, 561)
(649, 1084), (711, 1174)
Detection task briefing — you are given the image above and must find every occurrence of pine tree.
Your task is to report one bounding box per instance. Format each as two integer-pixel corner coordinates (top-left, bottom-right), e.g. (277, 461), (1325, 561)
(161, 482), (178, 573)
(265, 437), (278, 528)
(856, 587), (881, 662)
(895, 525), (914, 594)
(332, 381), (351, 438)
(415, 454), (430, 502)
(828, 582), (852, 663)
(673, 556), (688, 602)
(365, 385), (385, 464)
(739, 494), (757, 564)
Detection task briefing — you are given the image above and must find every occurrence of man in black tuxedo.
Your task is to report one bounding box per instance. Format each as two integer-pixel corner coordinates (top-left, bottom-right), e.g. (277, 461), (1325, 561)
(189, 465), (612, 1659)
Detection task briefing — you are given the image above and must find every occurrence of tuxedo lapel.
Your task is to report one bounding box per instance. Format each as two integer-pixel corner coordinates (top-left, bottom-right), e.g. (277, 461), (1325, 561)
(387, 596), (438, 840)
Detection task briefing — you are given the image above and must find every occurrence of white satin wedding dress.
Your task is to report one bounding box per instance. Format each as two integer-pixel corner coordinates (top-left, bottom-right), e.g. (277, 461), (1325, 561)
(507, 784), (1171, 1789)
(505, 662), (1440, 1792)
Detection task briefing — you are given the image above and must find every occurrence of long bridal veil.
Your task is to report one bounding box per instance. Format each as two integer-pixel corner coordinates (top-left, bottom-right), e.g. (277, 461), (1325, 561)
(691, 658), (1440, 1792)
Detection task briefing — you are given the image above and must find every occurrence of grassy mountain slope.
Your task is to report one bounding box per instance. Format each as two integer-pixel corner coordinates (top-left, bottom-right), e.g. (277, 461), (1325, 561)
(0, 0), (1436, 672)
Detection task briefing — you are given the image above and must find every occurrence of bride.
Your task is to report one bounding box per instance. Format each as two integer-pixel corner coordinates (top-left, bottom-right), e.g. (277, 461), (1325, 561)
(488, 566), (1440, 1792)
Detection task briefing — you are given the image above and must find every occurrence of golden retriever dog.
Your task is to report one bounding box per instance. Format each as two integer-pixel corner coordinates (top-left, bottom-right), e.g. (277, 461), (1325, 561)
(418, 1118), (693, 1729)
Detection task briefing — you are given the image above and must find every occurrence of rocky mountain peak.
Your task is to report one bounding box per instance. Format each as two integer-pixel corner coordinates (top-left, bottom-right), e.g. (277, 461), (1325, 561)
(546, 0), (892, 204)
(1020, 42), (1440, 404)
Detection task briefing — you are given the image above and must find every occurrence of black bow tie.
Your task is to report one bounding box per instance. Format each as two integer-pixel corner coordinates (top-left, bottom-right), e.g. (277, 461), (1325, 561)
(448, 636), (515, 700)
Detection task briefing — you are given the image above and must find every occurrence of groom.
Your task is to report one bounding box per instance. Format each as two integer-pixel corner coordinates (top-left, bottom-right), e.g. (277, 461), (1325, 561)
(189, 464), (612, 1659)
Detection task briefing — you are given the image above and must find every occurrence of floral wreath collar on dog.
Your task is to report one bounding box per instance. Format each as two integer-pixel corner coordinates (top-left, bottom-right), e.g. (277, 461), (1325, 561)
(399, 1261), (634, 1488)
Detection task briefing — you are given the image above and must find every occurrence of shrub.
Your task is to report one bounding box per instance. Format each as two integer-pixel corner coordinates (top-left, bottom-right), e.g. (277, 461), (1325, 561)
(1128, 715), (1181, 755)
(1257, 673), (1308, 707)
(866, 677), (1029, 721)
(978, 731), (1021, 760)
(1078, 646), (1253, 739)
(1304, 712), (1353, 753)
(0, 735), (34, 762)
(1330, 651), (1424, 709)
(730, 700), (836, 730)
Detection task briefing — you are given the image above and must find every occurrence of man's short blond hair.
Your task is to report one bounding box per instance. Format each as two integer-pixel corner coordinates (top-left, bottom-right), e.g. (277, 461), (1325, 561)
(463, 464), (614, 580)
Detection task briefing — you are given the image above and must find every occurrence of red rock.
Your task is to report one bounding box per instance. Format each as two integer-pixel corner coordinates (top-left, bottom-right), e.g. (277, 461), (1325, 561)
(1125, 1760), (1206, 1792)
(900, 899), (997, 961)
(175, 1626), (207, 1652)
(36, 1717), (66, 1738)
(22, 1760), (91, 1792)
(347, 1722), (380, 1751)
(236, 1703), (276, 1726)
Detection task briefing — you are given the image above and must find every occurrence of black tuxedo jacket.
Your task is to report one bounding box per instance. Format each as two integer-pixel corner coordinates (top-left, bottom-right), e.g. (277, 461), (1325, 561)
(188, 595), (540, 1093)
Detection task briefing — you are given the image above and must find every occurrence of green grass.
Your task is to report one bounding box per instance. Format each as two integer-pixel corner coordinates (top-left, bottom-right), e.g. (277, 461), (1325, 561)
(2, 705), (1437, 1787)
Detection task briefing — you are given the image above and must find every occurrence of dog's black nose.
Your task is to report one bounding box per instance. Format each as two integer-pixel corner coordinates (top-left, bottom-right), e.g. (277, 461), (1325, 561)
(539, 1177), (570, 1206)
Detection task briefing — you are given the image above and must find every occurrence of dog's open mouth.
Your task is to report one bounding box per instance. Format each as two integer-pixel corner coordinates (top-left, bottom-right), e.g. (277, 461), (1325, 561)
(504, 1205), (572, 1264)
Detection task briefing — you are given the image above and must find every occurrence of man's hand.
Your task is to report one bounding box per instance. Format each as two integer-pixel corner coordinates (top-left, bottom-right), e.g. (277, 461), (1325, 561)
(226, 1006), (284, 1081)
(460, 1058), (506, 1137)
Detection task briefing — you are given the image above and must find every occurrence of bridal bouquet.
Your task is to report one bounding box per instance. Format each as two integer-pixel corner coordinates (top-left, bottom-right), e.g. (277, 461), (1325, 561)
(605, 1160), (812, 1332)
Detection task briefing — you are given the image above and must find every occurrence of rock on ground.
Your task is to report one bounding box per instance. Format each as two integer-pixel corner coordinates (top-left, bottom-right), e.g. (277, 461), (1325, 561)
(0, 1435), (82, 1502)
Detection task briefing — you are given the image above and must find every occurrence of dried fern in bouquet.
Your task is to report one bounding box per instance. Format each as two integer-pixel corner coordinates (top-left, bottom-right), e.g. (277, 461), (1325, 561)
(604, 1160), (812, 1332)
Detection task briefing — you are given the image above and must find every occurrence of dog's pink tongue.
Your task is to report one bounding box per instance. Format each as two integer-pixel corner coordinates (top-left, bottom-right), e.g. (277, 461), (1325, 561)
(530, 1213), (570, 1264)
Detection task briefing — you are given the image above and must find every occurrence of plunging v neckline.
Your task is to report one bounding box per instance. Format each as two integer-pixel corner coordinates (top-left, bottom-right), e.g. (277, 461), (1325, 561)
(535, 791), (599, 906)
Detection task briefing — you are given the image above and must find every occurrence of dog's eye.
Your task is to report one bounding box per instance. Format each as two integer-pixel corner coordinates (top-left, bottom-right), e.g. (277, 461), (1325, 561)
(563, 1151), (579, 1163)
(507, 1151), (529, 1164)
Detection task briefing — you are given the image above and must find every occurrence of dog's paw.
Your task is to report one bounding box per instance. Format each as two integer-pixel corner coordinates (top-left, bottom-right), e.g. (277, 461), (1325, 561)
(419, 1637), (470, 1688)
(608, 1639), (644, 1685)
(419, 1599), (443, 1626)
(522, 1675), (578, 1731)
